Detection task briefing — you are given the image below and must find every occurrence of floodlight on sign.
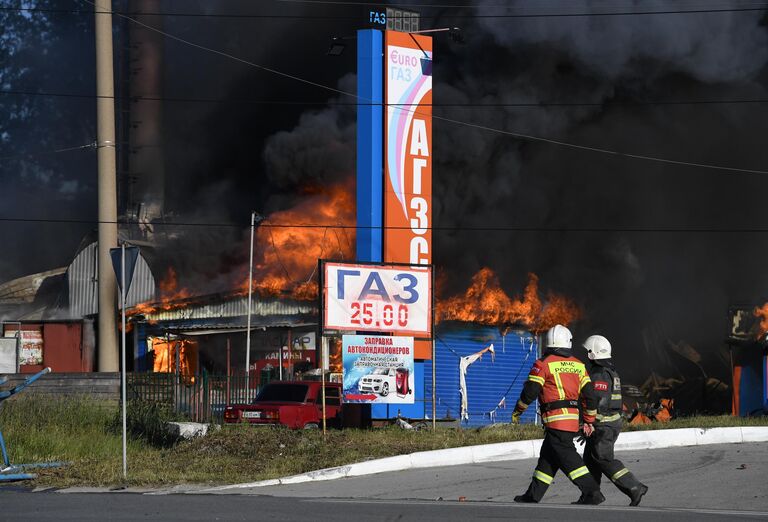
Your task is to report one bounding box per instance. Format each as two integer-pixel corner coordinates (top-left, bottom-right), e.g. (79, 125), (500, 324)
(449, 27), (464, 43)
(327, 37), (347, 56)
(420, 58), (432, 76)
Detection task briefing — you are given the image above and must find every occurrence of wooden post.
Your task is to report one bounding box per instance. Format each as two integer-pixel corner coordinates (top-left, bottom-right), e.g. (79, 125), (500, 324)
(321, 336), (327, 435)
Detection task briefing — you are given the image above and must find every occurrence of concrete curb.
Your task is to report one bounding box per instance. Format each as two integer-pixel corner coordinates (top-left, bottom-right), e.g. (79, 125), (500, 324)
(199, 426), (768, 493)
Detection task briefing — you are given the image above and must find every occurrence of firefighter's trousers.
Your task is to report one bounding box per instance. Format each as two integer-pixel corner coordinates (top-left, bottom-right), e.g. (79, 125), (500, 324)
(584, 424), (644, 497)
(522, 428), (601, 501)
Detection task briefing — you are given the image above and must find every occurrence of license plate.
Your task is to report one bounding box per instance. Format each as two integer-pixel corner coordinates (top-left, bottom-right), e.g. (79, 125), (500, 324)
(242, 411), (262, 419)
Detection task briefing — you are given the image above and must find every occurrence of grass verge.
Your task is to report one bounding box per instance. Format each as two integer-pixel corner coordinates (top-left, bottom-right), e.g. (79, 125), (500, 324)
(1, 395), (766, 487)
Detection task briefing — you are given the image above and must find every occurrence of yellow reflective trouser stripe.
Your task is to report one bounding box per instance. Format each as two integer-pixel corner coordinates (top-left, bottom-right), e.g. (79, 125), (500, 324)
(534, 470), (554, 484)
(611, 468), (630, 481)
(543, 413), (580, 422)
(528, 375), (545, 385)
(568, 466), (590, 480)
(596, 413), (622, 422)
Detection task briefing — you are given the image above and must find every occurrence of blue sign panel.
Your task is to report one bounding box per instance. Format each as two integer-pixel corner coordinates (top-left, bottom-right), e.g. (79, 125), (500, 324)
(356, 29), (383, 263)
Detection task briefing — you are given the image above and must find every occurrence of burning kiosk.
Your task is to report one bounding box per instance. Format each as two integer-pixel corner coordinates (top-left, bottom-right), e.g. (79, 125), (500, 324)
(129, 292), (318, 385)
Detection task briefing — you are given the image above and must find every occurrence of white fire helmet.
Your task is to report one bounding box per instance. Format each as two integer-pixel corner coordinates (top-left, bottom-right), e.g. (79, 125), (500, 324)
(584, 335), (612, 360)
(545, 324), (572, 349)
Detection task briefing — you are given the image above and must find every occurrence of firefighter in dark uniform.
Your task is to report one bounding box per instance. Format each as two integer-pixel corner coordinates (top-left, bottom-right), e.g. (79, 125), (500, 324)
(582, 334), (648, 506)
(512, 324), (605, 505)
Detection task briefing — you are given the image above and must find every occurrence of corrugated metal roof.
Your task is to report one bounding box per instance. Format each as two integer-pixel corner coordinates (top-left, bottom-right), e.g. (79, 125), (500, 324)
(140, 320), (317, 337)
(68, 242), (156, 318)
(141, 295), (316, 322)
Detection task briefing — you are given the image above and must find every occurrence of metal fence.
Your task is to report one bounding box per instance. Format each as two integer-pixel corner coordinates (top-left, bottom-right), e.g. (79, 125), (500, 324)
(127, 372), (267, 423)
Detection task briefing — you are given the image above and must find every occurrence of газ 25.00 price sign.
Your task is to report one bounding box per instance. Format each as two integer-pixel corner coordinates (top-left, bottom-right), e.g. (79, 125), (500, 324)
(323, 262), (432, 337)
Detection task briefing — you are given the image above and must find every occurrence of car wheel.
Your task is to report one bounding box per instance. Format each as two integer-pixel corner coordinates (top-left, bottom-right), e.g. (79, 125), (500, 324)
(381, 383), (389, 396)
(303, 423), (320, 430)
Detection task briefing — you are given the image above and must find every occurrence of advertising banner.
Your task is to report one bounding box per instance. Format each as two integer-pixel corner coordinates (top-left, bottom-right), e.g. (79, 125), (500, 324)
(383, 30), (432, 266)
(342, 334), (414, 404)
(323, 261), (431, 337)
(19, 329), (43, 366)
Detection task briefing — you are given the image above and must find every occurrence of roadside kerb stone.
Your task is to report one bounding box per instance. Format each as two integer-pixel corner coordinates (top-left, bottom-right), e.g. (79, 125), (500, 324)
(409, 446), (476, 469)
(742, 426), (768, 442)
(198, 426), (768, 493)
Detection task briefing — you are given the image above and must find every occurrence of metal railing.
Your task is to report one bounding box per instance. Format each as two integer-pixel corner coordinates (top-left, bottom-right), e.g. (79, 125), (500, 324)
(127, 372), (268, 423)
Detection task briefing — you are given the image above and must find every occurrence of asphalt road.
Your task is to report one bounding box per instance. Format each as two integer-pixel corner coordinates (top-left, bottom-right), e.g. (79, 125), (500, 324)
(1, 442), (766, 521)
(222, 441), (768, 510)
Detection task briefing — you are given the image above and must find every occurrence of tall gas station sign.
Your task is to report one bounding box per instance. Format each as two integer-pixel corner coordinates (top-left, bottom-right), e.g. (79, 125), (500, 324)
(383, 31), (432, 268)
(356, 15), (432, 360)
(348, 9), (435, 423)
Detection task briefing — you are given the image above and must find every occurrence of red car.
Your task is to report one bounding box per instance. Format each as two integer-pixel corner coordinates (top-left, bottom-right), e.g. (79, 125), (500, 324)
(223, 381), (342, 429)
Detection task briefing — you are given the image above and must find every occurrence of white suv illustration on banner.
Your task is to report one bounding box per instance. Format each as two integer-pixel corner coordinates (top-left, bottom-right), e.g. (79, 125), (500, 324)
(359, 367), (398, 397)
(358, 368), (412, 397)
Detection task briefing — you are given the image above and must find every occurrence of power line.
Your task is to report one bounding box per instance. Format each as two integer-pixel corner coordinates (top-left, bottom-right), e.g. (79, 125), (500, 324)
(3, 4), (768, 18)
(77, 0), (768, 176)
(0, 5), (353, 18)
(0, 142), (96, 161)
(436, 114), (768, 175)
(3, 88), (768, 108)
(273, 0), (768, 17)
(2, 216), (768, 234)
(80, 0), (355, 100)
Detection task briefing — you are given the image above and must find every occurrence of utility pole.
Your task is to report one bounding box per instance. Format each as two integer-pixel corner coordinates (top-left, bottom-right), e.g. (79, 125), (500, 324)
(245, 211), (255, 390)
(95, 0), (119, 372)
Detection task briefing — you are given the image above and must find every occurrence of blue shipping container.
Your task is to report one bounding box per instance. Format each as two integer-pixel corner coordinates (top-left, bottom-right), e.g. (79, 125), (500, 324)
(373, 322), (539, 427)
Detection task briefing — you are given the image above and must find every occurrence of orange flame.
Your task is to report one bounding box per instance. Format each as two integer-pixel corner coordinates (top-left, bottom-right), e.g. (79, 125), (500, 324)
(754, 303), (768, 338)
(128, 185), (354, 317)
(328, 337), (343, 373)
(240, 183), (356, 300)
(158, 267), (191, 301)
(436, 268), (581, 332)
(130, 267), (192, 317)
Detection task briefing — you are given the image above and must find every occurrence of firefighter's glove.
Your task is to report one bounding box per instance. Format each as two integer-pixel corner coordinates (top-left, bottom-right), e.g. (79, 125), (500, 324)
(574, 430), (586, 446)
(511, 410), (522, 424)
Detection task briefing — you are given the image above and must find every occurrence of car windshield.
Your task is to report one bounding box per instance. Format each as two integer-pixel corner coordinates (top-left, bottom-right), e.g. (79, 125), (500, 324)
(255, 384), (309, 403)
(371, 368), (389, 375)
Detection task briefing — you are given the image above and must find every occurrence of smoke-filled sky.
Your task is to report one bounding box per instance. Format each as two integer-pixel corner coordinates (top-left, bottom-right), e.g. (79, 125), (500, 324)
(1, 0), (768, 384)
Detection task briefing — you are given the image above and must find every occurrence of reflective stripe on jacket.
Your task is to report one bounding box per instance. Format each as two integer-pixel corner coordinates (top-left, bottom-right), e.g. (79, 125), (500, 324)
(515, 350), (597, 432)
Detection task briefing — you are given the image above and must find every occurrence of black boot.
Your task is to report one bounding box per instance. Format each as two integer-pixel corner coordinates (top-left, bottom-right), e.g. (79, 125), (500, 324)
(571, 491), (605, 505)
(628, 484), (648, 506)
(514, 494), (538, 503)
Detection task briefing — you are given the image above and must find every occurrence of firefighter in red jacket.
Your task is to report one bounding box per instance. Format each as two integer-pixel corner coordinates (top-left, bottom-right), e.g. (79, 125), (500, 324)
(582, 335), (648, 506)
(512, 324), (605, 505)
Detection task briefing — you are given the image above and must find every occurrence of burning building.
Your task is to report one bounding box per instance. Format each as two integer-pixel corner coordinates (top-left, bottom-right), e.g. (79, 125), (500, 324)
(129, 291), (317, 381)
(412, 267), (581, 427)
(727, 305), (768, 417)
